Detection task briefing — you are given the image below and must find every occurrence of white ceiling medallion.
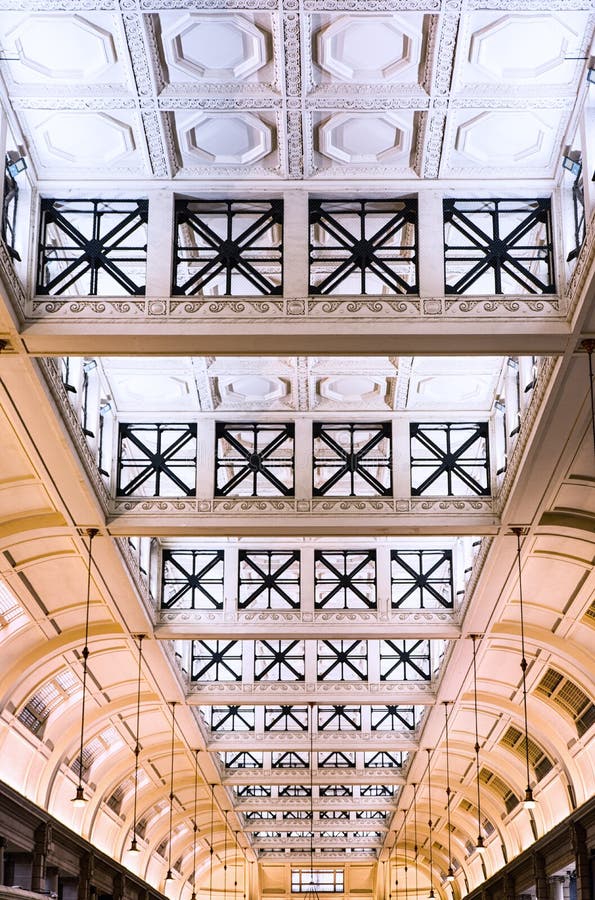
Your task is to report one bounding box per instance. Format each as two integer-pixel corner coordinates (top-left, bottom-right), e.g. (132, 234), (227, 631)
(217, 376), (289, 404)
(165, 13), (268, 81)
(316, 14), (421, 83)
(184, 112), (273, 165)
(37, 111), (135, 165)
(318, 112), (411, 165)
(455, 110), (553, 166)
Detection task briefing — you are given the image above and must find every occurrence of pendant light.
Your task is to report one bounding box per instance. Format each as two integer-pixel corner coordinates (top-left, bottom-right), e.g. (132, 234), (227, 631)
(72, 528), (98, 807)
(164, 702), (177, 886)
(443, 703), (455, 883)
(426, 750), (435, 900)
(511, 527), (537, 810)
(191, 749), (199, 900)
(471, 636), (486, 854)
(129, 634), (144, 852)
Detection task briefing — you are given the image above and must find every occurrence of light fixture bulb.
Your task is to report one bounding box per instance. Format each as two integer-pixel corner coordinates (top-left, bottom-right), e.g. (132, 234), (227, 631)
(129, 838), (140, 854)
(72, 785), (87, 807)
(523, 787), (536, 810)
(475, 836), (486, 854)
(164, 870), (174, 885)
(428, 889), (435, 900)
(446, 868), (455, 884)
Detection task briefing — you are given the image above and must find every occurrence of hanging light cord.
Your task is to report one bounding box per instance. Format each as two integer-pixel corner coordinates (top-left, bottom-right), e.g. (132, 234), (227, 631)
(412, 783), (418, 900)
(224, 810), (229, 900)
(166, 702), (177, 880)
(131, 634), (144, 849)
(209, 784), (215, 900)
(444, 703), (454, 880)
(471, 636), (483, 849)
(75, 528), (97, 798)
(514, 528), (533, 806)
(234, 832), (240, 900)
(426, 750), (434, 898)
(191, 750), (199, 900)
(403, 806), (408, 900)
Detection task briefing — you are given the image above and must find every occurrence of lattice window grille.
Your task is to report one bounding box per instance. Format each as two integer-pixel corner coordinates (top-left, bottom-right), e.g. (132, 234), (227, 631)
(319, 785), (352, 797)
(2, 158), (19, 260)
(280, 785), (312, 797)
(191, 640), (242, 682)
(364, 751), (404, 768)
(360, 785), (395, 797)
(443, 198), (555, 295)
(370, 705), (417, 731)
(272, 751), (310, 768)
(315, 550), (376, 610)
(284, 812), (312, 820)
(317, 640), (368, 681)
(380, 640), (431, 681)
(224, 751), (263, 769)
(320, 811), (349, 820)
(318, 705), (362, 731)
(313, 423), (392, 497)
(238, 550), (300, 609)
(410, 422), (490, 497)
(566, 171), (586, 264)
(118, 423), (197, 497)
(208, 705), (255, 732)
(391, 549), (454, 609)
(265, 705), (309, 731)
(235, 785), (272, 798)
(173, 199), (283, 297)
(317, 751), (356, 768)
(356, 811), (387, 820)
(255, 640), (305, 681)
(216, 422), (294, 497)
(162, 549), (224, 610)
(37, 198), (148, 296)
(309, 198), (418, 295)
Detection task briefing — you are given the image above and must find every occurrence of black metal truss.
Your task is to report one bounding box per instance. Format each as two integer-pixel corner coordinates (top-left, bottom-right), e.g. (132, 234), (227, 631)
(320, 811), (349, 820)
(191, 640), (242, 682)
(279, 785), (312, 797)
(245, 812), (276, 821)
(356, 811), (386, 820)
(364, 751), (404, 768)
(313, 423), (392, 497)
(283, 812), (312, 820)
(318, 751), (356, 768)
(37, 198), (147, 296)
(255, 640), (305, 681)
(2, 160), (19, 260)
(567, 173), (586, 263)
(370, 705), (417, 731)
(208, 705), (255, 732)
(215, 422), (294, 497)
(318, 705), (362, 731)
(173, 199), (283, 296)
(315, 551), (376, 610)
(360, 785), (395, 797)
(265, 705), (308, 731)
(319, 785), (352, 797)
(272, 751), (309, 768)
(117, 423), (197, 497)
(380, 639), (431, 681)
(235, 785), (271, 798)
(390, 549), (453, 609)
(238, 550), (300, 609)
(410, 422), (490, 496)
(224, 751), (263, 769)
(317, 640), (367, 681)
(161, 549), (224, 610)
(309, 198), (418, 295)
(443, 198), (555, 295)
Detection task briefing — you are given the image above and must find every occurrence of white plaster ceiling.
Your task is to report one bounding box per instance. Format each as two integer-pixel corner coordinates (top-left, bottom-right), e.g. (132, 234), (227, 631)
(0, 5), (592, 181)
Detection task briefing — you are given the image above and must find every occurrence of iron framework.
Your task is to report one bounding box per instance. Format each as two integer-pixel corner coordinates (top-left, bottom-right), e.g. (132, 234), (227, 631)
(161, 549), (224, 609)
(191, 640), (242, 681)
(313, 423), (392, 497)
(208, 705), (255, 731)
(390, 549), (454, 609)
(309, 199), (418, 295)
(443, 198), (555, 295)
(370, 705), (417, 731)
(215, 422), (295, 497)
(265, 706), (309, 731)
(318, 751), (355, 768)
(173, 199), (283, 296)
(280, 785), (311, 797)
(364, 751), (404, 768)
(117, 423), (197, 497)
(272, 752), (309, 768)
(380, 639), (431, 681)
(567, 172), (586, 263)
(318, 705), (362, 731)
(255, 640), (305, 681)
(36, 198), (148, 296)
(2, 158), (19, 260)
(238, 550), (300, 609)
(317, 640), (368, 681)
(410, 422), (490, 496)
(319, 785), (351, 797)
(224, 751), (263, 768)
(314, 551), (376, 610)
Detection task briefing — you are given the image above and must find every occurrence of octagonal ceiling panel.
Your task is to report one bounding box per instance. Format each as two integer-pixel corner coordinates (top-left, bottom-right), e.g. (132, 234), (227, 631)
(454, 11), (590, 88)
(175, 110), (277, 171)
(0, 12), (129, 87)
(315, 111), (414, 169)
(312, 13), (424, 85)
(405, 358), (502, 410)
(101, 359), (200, 413)
(158, 11), (274, 85)
(19, 109), (144, 174)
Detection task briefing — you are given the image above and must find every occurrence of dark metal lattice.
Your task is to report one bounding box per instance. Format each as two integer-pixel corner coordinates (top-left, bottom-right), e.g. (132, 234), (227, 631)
(208, 705), (255, 731)
(309, 199), (418, 295)
(191, 640), (242, 681)
(246, 812), (276, 821)
(284, 812), (312, 820)
(360, 785), (395, 797)
(356, 811), (386, 820)
(280, 785), (312, 797)
(161, 549), (224, 609)
(364, 751), (404, 768)
(265, 705), (308, 731)
(443, 198), (555, 295)
(315, 550), (376, 610)
(255, 640), (305, 681)
(318, 705), (361, 731)
(318, 751), (356, 768)
(272, 751), (309, 768)
(37, 199), (148, 296)
(2, 159), (19, 260)
(317, 640), (368, 681)
(410, 422), (490, 496)
(391, 549), (453, 609)
(238, 550), (300, 609)
(370, 705), (417, 731)
(567, 173), (586, 263)
(215, 422), (294, 497)
(320, 811), (349, 820)
(320, 785), (352, 797)
(173, 199), (283, 296)
(313, 423), (392, 497)
(380, 639), (431, 681)
(118, 423), (197, 497)
(236, 785), (271, 798)
(224, 751), (263, 768)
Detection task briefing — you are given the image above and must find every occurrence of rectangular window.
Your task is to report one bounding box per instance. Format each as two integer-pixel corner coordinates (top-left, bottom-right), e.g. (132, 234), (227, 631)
(313, 423), (392, 497)
(215, 422), (294, 497)
(291, 869), (344, 893)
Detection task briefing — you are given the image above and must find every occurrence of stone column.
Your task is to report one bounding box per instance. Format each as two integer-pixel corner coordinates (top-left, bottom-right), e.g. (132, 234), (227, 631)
(533, 852), (548, 900)
(32, 823), (53, 892)
(0, 838), (6, 886)
(78, 851), (95, 900)
(570, 822), (589, 900)
(502, 873), (515, 900)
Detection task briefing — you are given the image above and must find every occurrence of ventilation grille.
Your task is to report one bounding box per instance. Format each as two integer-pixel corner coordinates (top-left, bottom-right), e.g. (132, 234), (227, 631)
(499, 725), (554, 781)
(479, 767), (520, 814)
(582, 601), (595, 626)
(535, 668), (594, 737)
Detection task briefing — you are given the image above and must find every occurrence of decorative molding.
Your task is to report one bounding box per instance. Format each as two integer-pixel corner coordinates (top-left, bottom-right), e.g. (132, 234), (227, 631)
(157, 608), (458, 627)
(206, 730), (417, 747)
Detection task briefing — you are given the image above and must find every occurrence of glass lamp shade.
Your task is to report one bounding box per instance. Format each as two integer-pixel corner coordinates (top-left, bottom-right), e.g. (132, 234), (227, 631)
(72, 786), (87, 808)
(523, 787), (536, 810)
(475, 836), (486, 854)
